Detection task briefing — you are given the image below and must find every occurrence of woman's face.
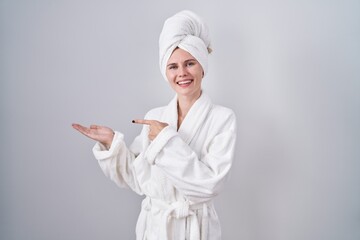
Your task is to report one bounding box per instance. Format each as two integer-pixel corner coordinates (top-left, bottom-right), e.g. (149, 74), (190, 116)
(166, 48), (203, 99)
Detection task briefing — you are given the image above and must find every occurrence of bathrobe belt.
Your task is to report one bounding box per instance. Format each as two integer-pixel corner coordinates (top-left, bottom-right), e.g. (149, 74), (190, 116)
(141, 196), (210, 240)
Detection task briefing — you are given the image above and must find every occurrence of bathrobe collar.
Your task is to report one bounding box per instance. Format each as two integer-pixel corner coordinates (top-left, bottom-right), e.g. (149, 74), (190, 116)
(161, 92), (213, 144)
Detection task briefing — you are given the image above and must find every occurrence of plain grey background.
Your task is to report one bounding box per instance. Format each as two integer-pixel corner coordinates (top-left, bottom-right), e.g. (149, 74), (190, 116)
(1, 0), (359, 239)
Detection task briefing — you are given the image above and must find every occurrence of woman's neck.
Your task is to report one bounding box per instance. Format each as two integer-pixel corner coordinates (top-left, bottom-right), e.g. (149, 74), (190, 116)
(177, 91), (202, 129)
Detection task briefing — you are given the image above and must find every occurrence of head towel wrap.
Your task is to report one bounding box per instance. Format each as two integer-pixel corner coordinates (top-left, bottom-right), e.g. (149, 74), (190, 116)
(159, 10), (212, 81)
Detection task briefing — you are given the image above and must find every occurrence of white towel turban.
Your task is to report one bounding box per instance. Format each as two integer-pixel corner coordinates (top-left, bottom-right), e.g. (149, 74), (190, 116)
(159, 10), (212, 81)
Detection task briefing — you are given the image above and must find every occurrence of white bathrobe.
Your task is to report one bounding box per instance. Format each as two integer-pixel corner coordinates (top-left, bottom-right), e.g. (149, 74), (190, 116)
(93, 93), (236, 240)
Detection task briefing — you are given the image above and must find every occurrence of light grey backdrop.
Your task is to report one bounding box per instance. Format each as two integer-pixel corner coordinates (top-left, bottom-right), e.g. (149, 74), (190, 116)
(1, 0), (359, 239)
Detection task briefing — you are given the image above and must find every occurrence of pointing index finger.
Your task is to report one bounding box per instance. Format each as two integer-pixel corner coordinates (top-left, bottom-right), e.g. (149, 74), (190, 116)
(132, 119), (153, 125)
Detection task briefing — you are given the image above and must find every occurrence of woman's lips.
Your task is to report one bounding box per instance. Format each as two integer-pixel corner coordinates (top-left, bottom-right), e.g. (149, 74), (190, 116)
(177, 80), (193, 88)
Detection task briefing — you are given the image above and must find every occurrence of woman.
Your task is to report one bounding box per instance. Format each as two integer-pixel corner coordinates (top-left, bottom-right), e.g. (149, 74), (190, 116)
(72, 10), (236, 240)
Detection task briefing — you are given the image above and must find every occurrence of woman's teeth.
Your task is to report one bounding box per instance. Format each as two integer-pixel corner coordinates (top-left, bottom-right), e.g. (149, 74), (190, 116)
(177, 80), (192, 85)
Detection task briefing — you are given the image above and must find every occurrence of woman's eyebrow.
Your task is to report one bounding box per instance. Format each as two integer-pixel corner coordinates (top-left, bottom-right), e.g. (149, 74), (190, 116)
(167, 63), (177, 67)
(184, 58), (196, 63)
(168, 59), (196, 66)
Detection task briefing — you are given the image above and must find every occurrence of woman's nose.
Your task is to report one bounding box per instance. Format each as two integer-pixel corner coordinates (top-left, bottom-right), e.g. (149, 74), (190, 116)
(178, 66), (188, 77)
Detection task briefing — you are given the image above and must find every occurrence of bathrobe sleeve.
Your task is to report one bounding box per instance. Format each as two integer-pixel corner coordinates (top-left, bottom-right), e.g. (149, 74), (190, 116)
(143, 108), (237, 203)
(92, 125), (149, 195)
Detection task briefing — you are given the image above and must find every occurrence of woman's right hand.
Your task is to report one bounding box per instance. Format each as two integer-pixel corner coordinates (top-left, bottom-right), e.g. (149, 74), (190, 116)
(72, 123), (115, 149)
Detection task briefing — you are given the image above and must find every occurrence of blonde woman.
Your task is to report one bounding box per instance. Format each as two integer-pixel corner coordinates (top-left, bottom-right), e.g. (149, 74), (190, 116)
(72, 10), (236, 240)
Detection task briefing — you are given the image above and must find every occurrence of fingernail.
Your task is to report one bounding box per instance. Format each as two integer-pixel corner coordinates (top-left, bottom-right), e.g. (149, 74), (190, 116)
(132, 120), (135, 123)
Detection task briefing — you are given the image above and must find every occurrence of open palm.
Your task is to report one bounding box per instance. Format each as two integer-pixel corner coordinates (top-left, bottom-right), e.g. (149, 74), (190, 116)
(72, 123), (114, 148)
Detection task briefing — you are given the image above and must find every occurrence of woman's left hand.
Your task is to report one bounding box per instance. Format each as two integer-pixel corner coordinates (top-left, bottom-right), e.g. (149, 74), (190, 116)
(133, 119), (168, 141)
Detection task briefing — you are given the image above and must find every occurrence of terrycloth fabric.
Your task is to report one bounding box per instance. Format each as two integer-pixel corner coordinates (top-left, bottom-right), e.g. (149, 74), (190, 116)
(159, 10), (211, 81)
(92, 93), (236, 240)
(140, 196), (210, 240)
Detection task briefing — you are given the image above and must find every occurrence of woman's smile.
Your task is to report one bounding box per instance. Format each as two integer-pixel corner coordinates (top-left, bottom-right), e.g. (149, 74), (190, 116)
(177, 79), (193, 87)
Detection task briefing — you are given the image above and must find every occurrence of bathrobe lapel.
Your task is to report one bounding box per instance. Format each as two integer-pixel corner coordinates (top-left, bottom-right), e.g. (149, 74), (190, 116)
(161, 93), (213, 145)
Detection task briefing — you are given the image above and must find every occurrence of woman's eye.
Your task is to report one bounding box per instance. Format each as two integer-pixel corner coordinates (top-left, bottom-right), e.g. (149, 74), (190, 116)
(187, 62), (195, 67)
(169, 65), (177, 70)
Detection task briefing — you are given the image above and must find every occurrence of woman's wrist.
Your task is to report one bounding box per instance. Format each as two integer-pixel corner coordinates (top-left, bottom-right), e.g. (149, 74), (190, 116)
(103, 131), (115, 150)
